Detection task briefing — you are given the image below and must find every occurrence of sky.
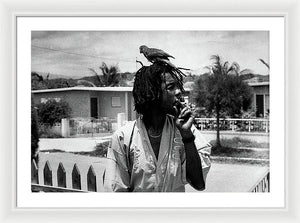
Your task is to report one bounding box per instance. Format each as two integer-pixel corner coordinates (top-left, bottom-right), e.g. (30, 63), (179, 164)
(31, 31), (269, 78)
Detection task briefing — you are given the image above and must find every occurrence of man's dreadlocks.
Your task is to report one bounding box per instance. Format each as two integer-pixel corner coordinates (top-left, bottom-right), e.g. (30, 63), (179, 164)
(133, 62), (185, 117)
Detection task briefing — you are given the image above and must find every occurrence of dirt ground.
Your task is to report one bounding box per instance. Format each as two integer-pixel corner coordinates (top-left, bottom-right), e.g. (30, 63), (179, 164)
(186, 162), (268, 192)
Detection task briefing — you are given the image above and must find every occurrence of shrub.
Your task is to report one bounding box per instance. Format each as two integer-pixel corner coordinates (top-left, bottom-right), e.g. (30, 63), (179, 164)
(241, 107), (257, 119)
(36, 99), (71, 127)
(93, 141), (109, 157)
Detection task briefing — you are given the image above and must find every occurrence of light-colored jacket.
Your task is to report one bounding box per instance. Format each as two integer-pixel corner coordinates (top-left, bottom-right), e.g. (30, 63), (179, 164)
(104, 115), (211, 192)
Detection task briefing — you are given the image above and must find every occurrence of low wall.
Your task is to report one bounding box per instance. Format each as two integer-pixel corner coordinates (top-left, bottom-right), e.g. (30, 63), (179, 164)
(201, 131), (269, 144)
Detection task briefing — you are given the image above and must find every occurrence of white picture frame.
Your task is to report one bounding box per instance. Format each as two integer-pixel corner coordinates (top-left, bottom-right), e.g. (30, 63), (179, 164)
(1, 0), (299, 222)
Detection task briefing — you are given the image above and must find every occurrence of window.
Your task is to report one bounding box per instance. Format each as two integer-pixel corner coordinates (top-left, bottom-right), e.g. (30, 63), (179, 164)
(111, 97), (121, 107)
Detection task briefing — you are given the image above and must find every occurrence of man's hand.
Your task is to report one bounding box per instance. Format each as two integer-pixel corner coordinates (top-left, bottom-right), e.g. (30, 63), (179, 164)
(175, 105), (205, 191)
(175, 106), (195, 138)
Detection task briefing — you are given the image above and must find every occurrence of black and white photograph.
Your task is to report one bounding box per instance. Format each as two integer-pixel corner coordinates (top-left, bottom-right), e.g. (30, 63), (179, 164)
(30, 30), (270, 193)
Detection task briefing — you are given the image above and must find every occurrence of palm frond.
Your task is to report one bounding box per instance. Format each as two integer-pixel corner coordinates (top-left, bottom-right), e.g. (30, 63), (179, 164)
(258, 58), (270, 70)
(77, 80), (96, 87)
(231, 62), (240, 73)
(222, 61), (229, 75)
(210, 55), (220, 62)
(227, 62), (241, 76)
(88, 68), (103, 86)
(204, 65), (214, 75)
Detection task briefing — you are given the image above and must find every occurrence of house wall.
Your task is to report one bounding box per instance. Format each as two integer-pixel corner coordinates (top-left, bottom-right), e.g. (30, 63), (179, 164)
(250, 85), (270, 117)
(33, 90), (137, 121)
(91, 91), (135, 121)
(32, 91), (91, 118)
(252, 85), (269, 95)
(129, 92), (138, 120)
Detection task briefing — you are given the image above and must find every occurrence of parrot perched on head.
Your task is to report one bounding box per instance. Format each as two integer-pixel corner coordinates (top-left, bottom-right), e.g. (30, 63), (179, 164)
(139, 45), (189, 76)
(139, 45), (175, 63)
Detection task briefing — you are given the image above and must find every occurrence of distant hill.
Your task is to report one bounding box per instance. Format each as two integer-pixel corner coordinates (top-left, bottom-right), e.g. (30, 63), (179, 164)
(34, 72), (85, 80)
(32, 70), (268, 91)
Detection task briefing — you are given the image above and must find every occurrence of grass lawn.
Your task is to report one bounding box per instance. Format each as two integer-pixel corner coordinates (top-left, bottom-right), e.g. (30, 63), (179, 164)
(209, 137), (269, 165)
(210, 137), (269, 148)
(210, 137), (269, 158)
(211, 146), (269, 159)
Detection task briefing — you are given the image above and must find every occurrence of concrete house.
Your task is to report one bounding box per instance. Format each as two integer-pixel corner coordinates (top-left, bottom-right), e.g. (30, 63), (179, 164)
(32, 86), (136, 121)
(32, 86), (192, 121)
(248, 82), (269, 117)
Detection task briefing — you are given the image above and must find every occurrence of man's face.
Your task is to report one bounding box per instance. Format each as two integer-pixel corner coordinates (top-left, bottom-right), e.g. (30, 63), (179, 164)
(160, 72), (182, 116)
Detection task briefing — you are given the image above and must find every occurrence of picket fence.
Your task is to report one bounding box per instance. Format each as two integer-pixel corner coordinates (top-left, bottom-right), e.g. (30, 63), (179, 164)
(31, 159), (269, 193)
(69, 117), (116, 136)
(31, 159), (103, 192)
(249, 169), (270, 192)
(194, 118), (269, 133)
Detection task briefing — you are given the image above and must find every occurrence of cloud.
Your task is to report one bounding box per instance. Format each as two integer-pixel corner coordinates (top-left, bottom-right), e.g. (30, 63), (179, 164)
(31, 31), (269, 76)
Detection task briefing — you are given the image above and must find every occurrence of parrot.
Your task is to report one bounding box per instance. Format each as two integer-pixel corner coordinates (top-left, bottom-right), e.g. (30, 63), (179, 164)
(139, 45), (189, 75)
(139, 45), (175, 63)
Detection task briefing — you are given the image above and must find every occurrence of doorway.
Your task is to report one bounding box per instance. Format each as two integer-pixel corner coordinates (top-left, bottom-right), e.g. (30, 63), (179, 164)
(256, 94), (264, 117)
(90, 97), (98, 119)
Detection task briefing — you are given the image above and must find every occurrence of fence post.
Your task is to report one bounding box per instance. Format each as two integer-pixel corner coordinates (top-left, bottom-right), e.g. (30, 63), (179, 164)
(87, 165), (97, 192)
(61, 118), (70, 138)
(31, 159), (39, 184)
(72, 164), (81, 190)
(230, 121), (234, 131)
(117, 113), (126, 129)
(57, 163), (67, 188)
(43, 161), (53, 186)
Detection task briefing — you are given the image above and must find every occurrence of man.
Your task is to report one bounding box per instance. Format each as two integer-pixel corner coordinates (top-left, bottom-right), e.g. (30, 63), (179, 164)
(104, 62), (211, 192)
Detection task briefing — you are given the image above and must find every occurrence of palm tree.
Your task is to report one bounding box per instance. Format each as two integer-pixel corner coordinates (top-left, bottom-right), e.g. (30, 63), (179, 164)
(208, 55), (247, 76)
(205, 55), (247, 147)
(89, 62), (120, 87)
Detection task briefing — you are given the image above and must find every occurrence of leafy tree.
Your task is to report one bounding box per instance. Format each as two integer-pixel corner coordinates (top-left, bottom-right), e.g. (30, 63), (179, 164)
(31, 72), (47, 90)
(36, 99), (71, 127)
(89, 62), (120, 87)
(192, 55), (252, 147)
(31, 95), (39, 162)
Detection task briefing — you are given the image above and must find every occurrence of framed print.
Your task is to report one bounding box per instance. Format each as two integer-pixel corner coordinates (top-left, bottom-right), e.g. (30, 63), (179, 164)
(1, 0), (300, 222)
(18, 16), (285, 208)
